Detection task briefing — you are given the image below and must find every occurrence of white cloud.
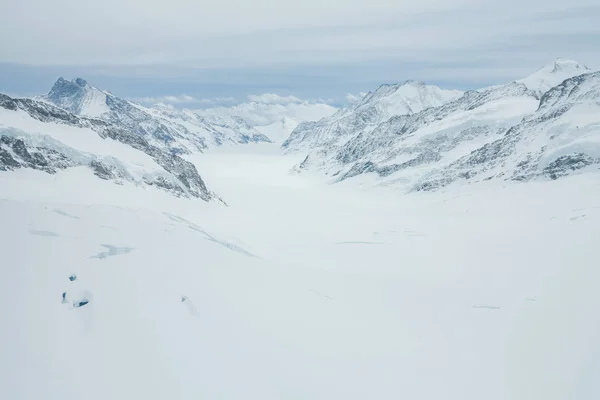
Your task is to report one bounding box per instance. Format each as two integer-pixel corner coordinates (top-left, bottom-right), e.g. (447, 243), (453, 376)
(129, 91), (336, 127)
(131, 95), (237, 105)
(132, 94), (198, 105)
(199, 98), (337, 127)
(316, 98), (337, 104)
(247, 93), (303, 104)
(212, 97), (238, 104)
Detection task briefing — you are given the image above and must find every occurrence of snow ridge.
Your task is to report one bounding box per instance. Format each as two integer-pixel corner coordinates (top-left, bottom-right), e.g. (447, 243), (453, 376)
(44, 78), (272, 154)
(0, 93), (220, 202)
(283, 81), (463, 152)
(287, 59), (599, 191)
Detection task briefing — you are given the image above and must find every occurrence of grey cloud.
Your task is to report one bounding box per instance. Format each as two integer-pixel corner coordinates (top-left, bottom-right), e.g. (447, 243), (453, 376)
(0, 1), (598, 102)
(3, 1), (599, 68)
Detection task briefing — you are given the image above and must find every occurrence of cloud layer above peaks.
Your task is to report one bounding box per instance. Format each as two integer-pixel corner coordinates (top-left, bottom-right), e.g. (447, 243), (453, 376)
(1, 0), (599, 101)
(3, 0), (599, 72)
(198, 96), (337, 127)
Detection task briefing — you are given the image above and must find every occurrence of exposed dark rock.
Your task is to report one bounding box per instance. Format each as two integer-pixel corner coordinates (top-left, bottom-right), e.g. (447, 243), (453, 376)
(543, 153), (597, 179)
(46, 77), (91, 115)
(0, 147), (21, 170)
(73, 299), (89, 308)
(0, 135), (73, 173)
(90, 160), (118, 180)
(0, 94), (18, 111)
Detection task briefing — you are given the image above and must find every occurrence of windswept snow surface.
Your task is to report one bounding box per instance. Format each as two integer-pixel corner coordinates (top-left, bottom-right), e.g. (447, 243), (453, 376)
(1, 143), (599, 400)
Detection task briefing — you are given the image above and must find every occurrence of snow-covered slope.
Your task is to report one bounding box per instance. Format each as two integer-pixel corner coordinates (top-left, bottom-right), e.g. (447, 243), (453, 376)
(2, 144), (599, 400)
(355, 81), (463, 117)
(289, 60), (599, 191)
(0, 94), (219, 201)
(42, 78), (271, 153)
(517, 58), (592, 98)
(283, 81), (463, 152)
(416, 71), (600, 190)
(314, 83), (539, 186)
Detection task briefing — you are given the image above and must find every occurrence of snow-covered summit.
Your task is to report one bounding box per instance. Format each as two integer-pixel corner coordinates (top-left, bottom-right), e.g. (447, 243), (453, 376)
(43, 78), (272, 153)
(283, 81), (462, 152)
(416, 70), (600, 190)
(517, 58), (592, 98)
(354, 81), (463, 117)
(288, 59), (599, 191)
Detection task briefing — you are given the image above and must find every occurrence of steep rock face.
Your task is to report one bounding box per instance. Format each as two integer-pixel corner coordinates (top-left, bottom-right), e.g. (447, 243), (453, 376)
(0, 135), (74, 173)
(0, 94), (219, 202)
(42, 78), (271, 153)
(282, 81), (463, 152)
(46, 77), (109, 117)
(415, 72), (600, 190)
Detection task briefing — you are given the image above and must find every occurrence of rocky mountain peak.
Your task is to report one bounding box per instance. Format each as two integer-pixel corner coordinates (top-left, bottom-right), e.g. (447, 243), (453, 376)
(48, 77), (85, 98)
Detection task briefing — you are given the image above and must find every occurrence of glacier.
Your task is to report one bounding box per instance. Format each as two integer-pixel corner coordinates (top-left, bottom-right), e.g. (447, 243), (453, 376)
(1, 58), (600, 400)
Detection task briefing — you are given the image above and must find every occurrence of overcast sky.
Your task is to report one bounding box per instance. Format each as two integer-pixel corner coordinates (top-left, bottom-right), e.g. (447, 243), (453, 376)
(1, 0), (599, 105)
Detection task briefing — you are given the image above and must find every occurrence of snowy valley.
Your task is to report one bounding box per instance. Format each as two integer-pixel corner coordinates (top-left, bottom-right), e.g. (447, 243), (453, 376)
(1, 59), (600, 400)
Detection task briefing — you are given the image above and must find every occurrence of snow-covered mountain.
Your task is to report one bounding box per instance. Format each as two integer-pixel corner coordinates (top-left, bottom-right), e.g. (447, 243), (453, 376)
(42, 78), (271, 153)
(517, 58), (592, 98)
(354, 81), (463, 117)
(0, 93), (220, 201)
(318, 82), (539, 184)
(416, 71), (600, 190)
(198, 98), (337, 144)
(142, 104), (272, 147)
(288, 59), (599, 191)
(283, 81), (462, 152)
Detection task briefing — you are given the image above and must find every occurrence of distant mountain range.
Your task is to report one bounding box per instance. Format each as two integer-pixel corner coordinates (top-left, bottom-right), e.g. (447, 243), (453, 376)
(284, 59), (600, 191)
(43, 77), (272, 153)
(1, 59), (599, 199)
